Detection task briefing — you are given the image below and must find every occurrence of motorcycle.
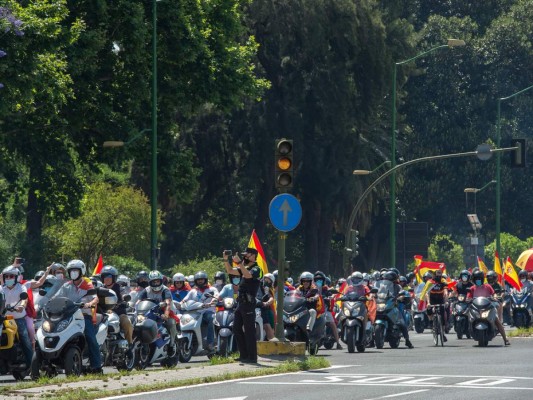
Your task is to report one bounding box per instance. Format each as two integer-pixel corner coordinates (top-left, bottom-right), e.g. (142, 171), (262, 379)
(214, 297), (237, 357)
(467, 296), (498, 347)
(338, 284), (372, 353)
(452, 294), (471, 339)
(177, 293), (217, 363)
(134, 299), (178, 368)
(102, 295), (136, 371)
(320, 290), (339, 350)
(511, 289), (531, 328)
(0, 292), (30, 380)
(32, 288), (111, 378)
(283, 290), (325, 355)
(374, 281), (402, 349)
(412, 283), (430, 333)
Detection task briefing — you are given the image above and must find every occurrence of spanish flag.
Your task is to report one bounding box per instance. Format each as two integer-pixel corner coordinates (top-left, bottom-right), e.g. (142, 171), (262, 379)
(494, 251), (503, 285)
(92, 253), (103, 276)
(247, 230), (269, 275)
(504, 256), (522, 291)
(413, 255), (423, 281)
(414, 256), (447, 278)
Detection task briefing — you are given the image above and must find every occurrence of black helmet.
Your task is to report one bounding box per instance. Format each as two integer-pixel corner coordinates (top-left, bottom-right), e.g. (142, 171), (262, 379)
(423, 272), (433, 282)
(136, 270), (149, 288)
(399, 276), (408, 285)
(518, 270), (528, 279)
(472, 269), (485, 282)
(214, 271), (226, 283)
(406, 272), (415, 282)
(390, 268), (400, 276)
(459, 269), (471, 281)
(383, 271), (397, 282)
(101, 266), (118, 283)
(486, 270), (498, 284)
(194, 271), (208, 288)
(314, 270), (326, 282)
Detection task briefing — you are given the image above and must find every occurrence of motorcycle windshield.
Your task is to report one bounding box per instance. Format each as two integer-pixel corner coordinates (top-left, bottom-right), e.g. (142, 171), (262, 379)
(344, 283), (366, 300)
(136, 300), (157, 315)
(284, 290), (306, 313)
(45, 297), (77, 321)
(376, 281), (395, 300)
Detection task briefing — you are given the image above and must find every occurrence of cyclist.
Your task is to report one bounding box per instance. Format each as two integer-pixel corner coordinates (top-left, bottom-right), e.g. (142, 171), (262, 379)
(426, 269), (448, 342)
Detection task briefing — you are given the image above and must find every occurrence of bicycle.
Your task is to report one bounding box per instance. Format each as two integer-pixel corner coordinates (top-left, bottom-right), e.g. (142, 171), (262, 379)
(429, 304), (445, 347)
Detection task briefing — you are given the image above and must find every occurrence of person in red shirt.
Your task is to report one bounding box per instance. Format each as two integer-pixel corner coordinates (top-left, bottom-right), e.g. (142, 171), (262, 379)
(467, 270), (510, 346)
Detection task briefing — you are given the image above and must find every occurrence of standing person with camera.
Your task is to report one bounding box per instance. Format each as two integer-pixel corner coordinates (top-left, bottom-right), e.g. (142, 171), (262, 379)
(223, 247), (263, 364)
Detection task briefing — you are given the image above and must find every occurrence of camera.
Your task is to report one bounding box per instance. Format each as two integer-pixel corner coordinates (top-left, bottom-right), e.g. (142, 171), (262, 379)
(223, 250), (232, 256)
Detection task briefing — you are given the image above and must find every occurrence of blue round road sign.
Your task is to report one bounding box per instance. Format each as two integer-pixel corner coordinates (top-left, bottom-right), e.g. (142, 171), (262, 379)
(269, 193), (302, 232)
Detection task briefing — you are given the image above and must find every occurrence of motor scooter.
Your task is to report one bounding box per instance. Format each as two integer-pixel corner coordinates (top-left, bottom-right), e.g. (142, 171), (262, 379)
(467, 296), (498, 347)
(338, 284), (372, 353)
(374, 281), (402, 349)
(214, 297), (237, 357)
(452, 294), (471, 339)
(511, 289), (531, 328)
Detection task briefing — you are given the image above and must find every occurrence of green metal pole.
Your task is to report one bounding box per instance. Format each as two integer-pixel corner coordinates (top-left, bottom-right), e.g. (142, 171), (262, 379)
(150, 0), (158, 270)
(495, 84), (533, 257)
(275, 232), (287, 341)
(390, 64), (397, 269)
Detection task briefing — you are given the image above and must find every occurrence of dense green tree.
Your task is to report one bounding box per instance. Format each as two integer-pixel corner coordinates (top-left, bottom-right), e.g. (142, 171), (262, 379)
(428, 233), (464, 276)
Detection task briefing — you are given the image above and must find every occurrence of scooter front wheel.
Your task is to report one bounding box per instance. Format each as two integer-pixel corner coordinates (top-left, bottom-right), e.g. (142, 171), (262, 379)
(64, 347), (82, 376)
(178, 339), (193, 363)
(30, 348), (42, 380)
(374, 325), (385, 349)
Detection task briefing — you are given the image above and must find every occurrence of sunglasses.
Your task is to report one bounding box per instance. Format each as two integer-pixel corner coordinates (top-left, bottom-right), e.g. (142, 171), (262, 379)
(4, 274), (16, 279)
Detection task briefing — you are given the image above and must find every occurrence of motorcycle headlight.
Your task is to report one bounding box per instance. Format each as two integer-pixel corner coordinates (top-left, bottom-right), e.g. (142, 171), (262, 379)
(223, 298), (235, 309)
(180, 315), (193, 325)
(136, 315), (146, 323)
(343, 307), (351, 316)
(42, 321), (51, 333)
(289, 314), (299, 323)
(56, 318), (71, 333)
(481, 310), (490, 319)
(458, 295), (465, 302)
(377, 304), (386, 312)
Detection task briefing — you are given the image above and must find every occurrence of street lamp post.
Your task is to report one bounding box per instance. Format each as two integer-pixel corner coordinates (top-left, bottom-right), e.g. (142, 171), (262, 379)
(495, 84), (533, 257)
(390, 39), (465, 269)
(150, 0), (158, 270)
(464, 180), (497, 213)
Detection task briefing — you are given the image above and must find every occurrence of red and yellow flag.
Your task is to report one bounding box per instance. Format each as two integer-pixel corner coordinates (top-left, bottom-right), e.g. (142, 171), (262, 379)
(477, 257), (488, 274)
(413, 255), (423, 281)
(504, 256), (522, 291)
(494, 251), (503, 285)
(92, 253), (103, 276)
(247, 229), (268, 275)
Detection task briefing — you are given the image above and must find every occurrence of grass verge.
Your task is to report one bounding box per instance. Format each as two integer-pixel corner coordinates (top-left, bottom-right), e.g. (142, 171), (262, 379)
(508, 327), (533, 337)
(11, 357), (329, 400)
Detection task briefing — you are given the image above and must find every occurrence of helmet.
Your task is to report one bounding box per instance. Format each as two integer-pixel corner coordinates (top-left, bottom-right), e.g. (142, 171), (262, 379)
(459, 269), (471, 282)
(66, 259), (86, 277)
(101, 266), (118, 283)
(287, 277), (293, 285)
(314, 271), (326, 283)
(399, 276), (408, 285)
(351, 271), (363, 285)
(406, 272), (415, 282)
(472, 269), (485, 282)
(148, 271), (164, 291)
(264, 273), (275, 284)
(51, 263), (66, 274)
(423, 272), (433, 282)
(2, 266), (20, 282)
(299, 271), (313, 284)
(390, 268), (400, 277)
(486, 270), (498, 284)
(194, 271), (208, 289)
(518, 270), (528, 279)
(362, 273), (370, 283)
(325, 277), (332, 286)
(34, 270), (45, 281)
(214, 271), (226, 283)
(90, 276), (103, 288)
(136, 270), (149, 288)
(117, 274), (130, 287)
(383, 271), (397, 282)
(172, 273), (186, 283)
(337, 278), (346, 286)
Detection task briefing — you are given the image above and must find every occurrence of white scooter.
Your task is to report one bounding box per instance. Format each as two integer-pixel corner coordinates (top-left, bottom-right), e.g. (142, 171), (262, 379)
(177, 293), (217, 362)
(31, 288), (114, 378)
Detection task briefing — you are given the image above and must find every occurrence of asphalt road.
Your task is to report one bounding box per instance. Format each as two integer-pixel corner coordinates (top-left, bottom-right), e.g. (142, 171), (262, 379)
(99, 330), (533, 400)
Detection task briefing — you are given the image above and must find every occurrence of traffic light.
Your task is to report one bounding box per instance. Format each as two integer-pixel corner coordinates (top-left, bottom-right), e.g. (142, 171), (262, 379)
(350, 229), (359, 257)
(511, 138), (526, 168)
(275, 139), (293, 191)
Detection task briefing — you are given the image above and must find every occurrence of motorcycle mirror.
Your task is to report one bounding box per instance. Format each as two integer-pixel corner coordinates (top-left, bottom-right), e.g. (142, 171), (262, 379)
(19, 292), (29, 300)
(123, 294), (131, 302)
(86, 289), (97, 296)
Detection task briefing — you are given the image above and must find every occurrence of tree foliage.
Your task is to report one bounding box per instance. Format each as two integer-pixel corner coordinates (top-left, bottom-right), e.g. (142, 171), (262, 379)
(428, 233), (464, 277)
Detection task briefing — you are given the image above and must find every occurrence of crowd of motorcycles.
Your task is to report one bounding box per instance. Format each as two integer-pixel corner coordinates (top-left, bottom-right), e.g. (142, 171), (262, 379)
(1, 269), (530, 381)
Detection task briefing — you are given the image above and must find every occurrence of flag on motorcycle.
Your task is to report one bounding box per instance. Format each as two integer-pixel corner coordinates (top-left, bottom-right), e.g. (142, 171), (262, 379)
(504, 257), (522, 291)
(494, 251), (503, 285)
(92, 253), (103, 276)
(247, 229), (269, 275)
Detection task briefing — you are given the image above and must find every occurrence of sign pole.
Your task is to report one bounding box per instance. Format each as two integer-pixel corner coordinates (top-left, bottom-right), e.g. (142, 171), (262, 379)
(275, 232), (287, 341)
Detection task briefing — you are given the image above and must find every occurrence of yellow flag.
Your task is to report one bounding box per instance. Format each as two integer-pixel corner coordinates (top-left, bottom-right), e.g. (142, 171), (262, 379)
(494, 251), (503, 285)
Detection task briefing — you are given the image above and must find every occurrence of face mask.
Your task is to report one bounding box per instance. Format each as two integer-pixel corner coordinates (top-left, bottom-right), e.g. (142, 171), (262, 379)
(215, 279), (223, 285)
(138, 281), (149, 289)
(461, 276), (468, 282)
(231, 278), (241, 286)
(5, 279), (15, 287)
(315, 280), (323, 288)
(475, 279), (482, 286)
(69, 270), (80, 280)
(242, 256), (250, 264)
(56, 273), (64, 280)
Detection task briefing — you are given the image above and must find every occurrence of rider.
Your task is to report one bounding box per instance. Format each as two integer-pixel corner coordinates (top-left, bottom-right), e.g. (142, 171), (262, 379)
(170, 273), (191, 302)
(136, 271), (178, 354)
(213, 271), (227, 292)
(218, 274), (241, 301)
(51, 260), (101, 373)
(180, 271), (218, 352)
(381, 270), (413, 348)
(0, 266), (33, 368)
(257, 273), (275, 340)
(426, 269), (449, 342)
(116, 275), (131, 297)
(487, 270), (504, 321)
(454, 269), (473, 296)
(314, 270), (342, 349)
(468, 269), (510, 345)
(129, 271), (149, 303)
(296, 272), (321, 333)
(513, 270), (533, 317)
(101, 266), (134, 352)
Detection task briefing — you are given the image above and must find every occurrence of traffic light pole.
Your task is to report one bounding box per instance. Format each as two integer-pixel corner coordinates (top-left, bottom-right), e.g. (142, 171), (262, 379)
(274, 232), (287, 341)
(343, 146), (519, 271)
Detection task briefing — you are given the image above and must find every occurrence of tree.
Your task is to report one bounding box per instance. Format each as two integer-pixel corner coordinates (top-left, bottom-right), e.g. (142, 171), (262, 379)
(428, 233), (464, 277)
(51, 182), (162, 266)
(484, 232), (527, 264)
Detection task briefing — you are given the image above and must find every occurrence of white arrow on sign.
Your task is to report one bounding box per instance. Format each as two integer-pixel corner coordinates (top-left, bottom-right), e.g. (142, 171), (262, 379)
(279, 199), (292, 226)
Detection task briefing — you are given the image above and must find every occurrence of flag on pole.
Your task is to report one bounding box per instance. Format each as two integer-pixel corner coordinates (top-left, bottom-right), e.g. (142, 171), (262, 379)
(477, 257), (488, 274)
(92, 253), (103, 276)
(494, 251), (503, 285)
(247, 229), (269, 275)
(504, 256), (522, 291)
(413, 255), (423, 281)
(418, 280), (435, 310)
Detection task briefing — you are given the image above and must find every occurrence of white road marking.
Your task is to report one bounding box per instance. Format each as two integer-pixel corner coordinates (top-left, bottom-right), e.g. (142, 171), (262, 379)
(208, 397), (247, 400)
(457, 378), (515, 386)
(296, 371), (533, 380)
(352, 376), (414, 383)
(363, 389), (429, 400)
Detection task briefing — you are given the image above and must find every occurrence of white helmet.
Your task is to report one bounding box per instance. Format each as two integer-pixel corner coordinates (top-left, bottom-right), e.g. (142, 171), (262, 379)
(172, 273), (186, 282)
(117, 274), (130, 287)
(149, 270), (164, 291)
(66, 259), (86, 276)
(299, 271), (313, 284)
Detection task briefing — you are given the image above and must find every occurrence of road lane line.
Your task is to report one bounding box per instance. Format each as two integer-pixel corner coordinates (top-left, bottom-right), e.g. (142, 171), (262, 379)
(363, 389), (429, 400)
(457, 378), (515, 386)
(295, 372), (533, 380)
(241, 382), (533, 390)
